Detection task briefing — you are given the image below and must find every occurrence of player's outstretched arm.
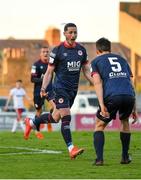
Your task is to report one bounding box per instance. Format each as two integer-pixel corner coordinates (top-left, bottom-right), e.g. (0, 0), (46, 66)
(131, 99), (138, 124)
(92, 73), (109, 118)
(82, 63), (94, 85)
(40, 65), (54, 98)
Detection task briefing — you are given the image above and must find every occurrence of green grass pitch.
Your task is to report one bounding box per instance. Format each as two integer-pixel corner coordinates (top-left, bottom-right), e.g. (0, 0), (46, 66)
(0, 131), (140, 179)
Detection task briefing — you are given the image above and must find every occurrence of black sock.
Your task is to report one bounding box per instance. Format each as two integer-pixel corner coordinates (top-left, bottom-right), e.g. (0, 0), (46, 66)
(94, 131), (105, 161)
(61, 115), (72, 146)
(33, 113), (57, 131)
(120, 132), (131, 159)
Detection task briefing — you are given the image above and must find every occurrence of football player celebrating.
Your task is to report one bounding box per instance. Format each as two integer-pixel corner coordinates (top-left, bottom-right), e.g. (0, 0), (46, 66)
(24, 23), (93, 159)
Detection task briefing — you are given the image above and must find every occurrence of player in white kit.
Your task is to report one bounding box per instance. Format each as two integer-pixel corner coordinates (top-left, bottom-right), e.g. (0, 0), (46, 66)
(4, 80), (31, 132)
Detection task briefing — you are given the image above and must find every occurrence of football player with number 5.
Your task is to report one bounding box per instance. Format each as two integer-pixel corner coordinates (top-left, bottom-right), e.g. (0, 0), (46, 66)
(91, 37), (137, 166)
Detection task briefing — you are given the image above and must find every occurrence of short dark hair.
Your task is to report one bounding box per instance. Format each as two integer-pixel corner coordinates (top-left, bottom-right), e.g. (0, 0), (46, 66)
(96, 37), (111, 53)
(64, 23), (77, 32)
(16, 79), (22, 83)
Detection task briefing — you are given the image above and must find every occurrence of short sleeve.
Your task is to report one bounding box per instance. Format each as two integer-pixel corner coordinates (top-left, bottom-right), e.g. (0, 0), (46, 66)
(49, 47), (59, 66)
(90, 59), (99, 77)
(31, 63), (37, 75)
(81, 48), (88, 65)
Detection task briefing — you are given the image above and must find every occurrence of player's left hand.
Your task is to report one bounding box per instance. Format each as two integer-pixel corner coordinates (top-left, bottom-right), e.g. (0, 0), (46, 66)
(131, 111), (138, 124)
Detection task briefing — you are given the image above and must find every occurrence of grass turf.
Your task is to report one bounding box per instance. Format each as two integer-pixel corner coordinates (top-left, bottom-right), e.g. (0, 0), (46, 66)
(0, 131), (140, 179)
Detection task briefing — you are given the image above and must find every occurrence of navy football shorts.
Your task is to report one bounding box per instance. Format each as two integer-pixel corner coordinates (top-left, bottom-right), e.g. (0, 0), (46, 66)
(54, 88), (77, 109)
(34, 90), (54, 110)
(96, 95), (135, 123)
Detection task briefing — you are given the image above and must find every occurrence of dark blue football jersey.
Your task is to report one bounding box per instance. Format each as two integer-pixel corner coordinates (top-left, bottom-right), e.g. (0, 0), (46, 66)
(91, 53), (135, 98)
(31, 59), (52, 94)
(49, 42), (88, 90)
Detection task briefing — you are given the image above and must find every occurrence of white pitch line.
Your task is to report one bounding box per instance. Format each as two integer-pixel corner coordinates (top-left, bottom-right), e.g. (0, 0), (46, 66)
(0, 146), (62, 155)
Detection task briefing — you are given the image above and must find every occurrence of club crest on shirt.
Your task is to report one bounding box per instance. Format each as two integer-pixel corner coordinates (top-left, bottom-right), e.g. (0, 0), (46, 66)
(78, 50), (83, 56)
(58, 98), (64, 104)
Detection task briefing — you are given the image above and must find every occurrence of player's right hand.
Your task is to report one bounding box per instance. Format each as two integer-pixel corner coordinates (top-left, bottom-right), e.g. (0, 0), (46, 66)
(40, 88), (48, 98)
(100, 105), (110, 119)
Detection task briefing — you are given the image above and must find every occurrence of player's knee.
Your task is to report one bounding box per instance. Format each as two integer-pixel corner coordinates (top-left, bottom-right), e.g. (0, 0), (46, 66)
(51, 110), (60, 122)
(121, 119), (130, 132)
(59, 108), (70, 117)
(61, 115), (71, 125)
(49, 114), (58, 123)
(121, 124), (130, 132)
(95, 120), (105, 131)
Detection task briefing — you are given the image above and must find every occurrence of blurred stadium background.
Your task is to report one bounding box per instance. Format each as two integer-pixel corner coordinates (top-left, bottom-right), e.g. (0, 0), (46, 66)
(0, 0), (141, 131)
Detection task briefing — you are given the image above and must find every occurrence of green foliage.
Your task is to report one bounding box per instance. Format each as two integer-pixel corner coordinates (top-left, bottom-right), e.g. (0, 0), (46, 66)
(0, 131), (140, 179)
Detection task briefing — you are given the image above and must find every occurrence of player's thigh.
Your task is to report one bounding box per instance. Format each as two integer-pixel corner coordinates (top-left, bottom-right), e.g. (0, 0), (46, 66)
(119, 95), (135, 120)
(55, 89), (72, 117)
(59, 107), (71, 117)
(16, 108), (24, 120)
(52, 108), (60, 122)
(96, 96), (118, 124)
(95, 118), (107, 131)
(69, 90), (77, 108)
(54, 88), (70, 109)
